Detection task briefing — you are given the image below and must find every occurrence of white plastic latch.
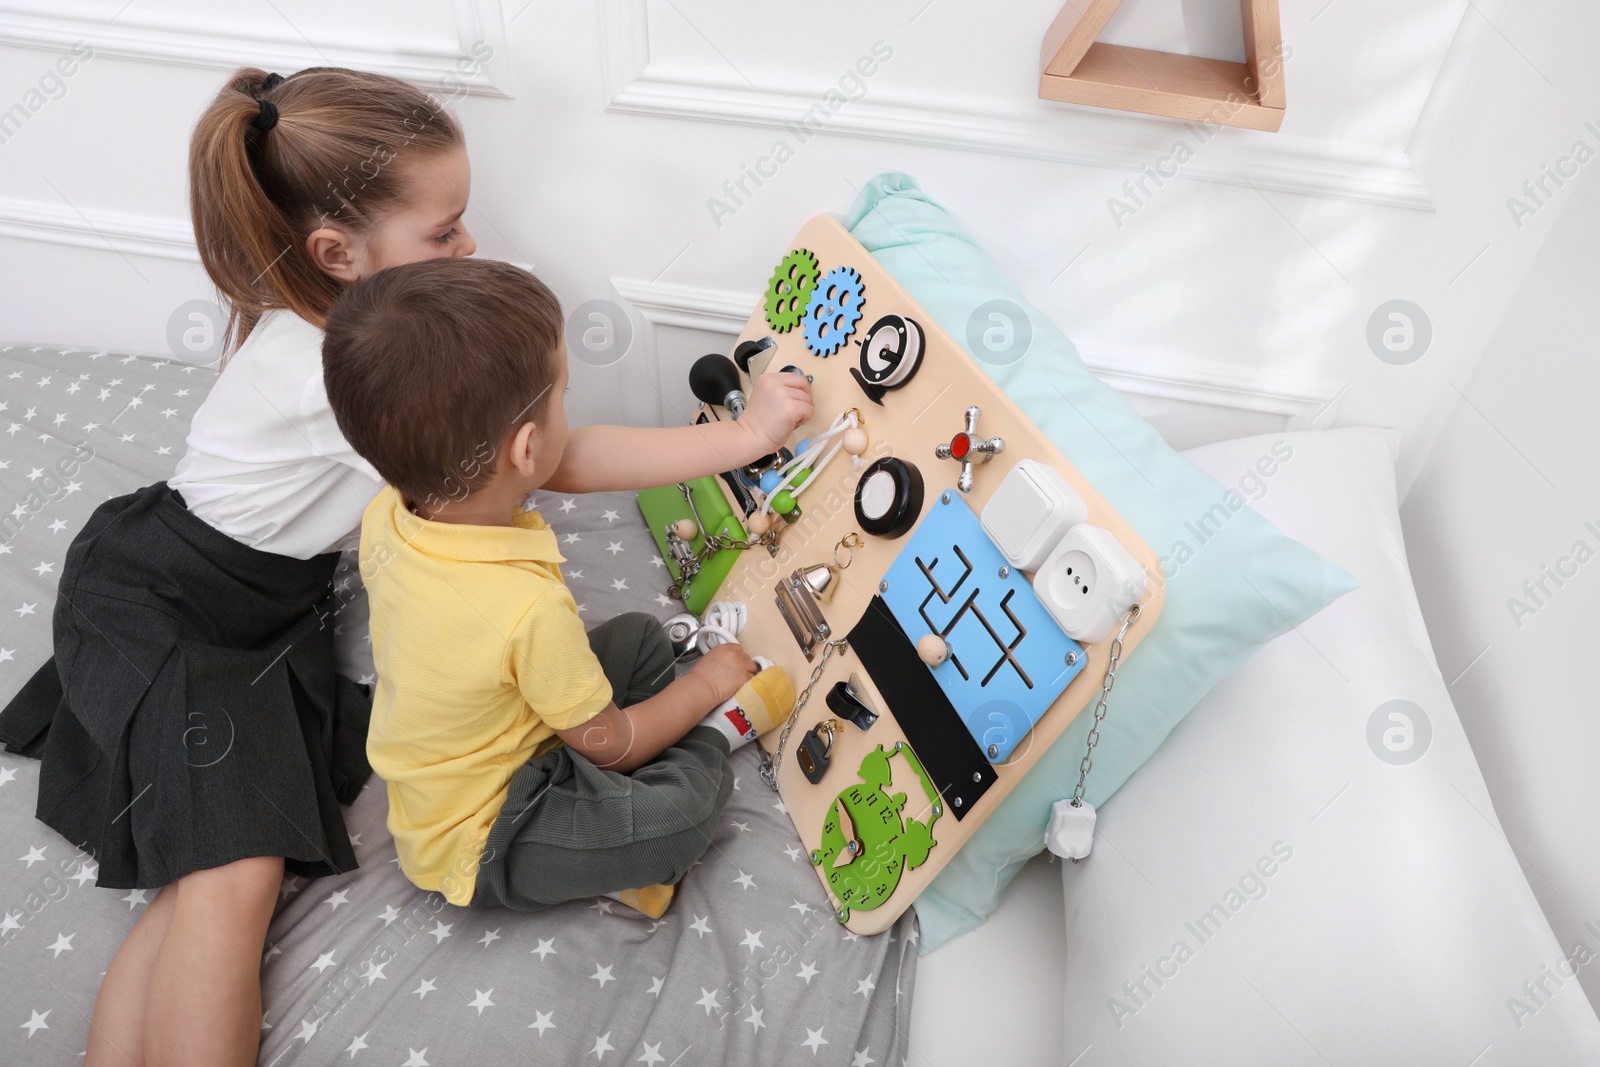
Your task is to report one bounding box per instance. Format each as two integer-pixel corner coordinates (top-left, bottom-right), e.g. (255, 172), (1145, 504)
(1045, 798), (1096, 860)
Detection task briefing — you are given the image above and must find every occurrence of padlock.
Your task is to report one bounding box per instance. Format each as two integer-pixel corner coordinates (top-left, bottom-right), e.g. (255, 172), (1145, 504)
(796, 719), (838, 785)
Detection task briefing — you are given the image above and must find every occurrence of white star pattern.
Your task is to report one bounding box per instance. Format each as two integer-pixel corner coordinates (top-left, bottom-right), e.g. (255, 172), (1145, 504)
(0, 375), (922, 1060)
(21, 1009), (49, 1037)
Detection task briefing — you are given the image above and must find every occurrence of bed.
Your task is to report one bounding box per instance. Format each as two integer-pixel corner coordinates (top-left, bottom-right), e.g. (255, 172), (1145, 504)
(0, 342), (918, 1065)
(3, 336), (1597, 1066)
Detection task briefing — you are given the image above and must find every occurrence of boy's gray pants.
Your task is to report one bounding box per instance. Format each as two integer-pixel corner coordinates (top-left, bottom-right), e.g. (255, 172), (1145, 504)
(471, 611), (734, 911)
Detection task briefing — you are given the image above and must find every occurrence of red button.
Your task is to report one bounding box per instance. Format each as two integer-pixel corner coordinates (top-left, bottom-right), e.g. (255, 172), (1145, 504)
(949, 432), (971, 460)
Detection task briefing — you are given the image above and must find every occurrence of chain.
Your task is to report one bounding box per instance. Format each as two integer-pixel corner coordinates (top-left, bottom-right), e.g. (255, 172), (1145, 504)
(701, 529), (777, 553)
(1070, 604), (1142, 808)
(759, 636), (848, 790)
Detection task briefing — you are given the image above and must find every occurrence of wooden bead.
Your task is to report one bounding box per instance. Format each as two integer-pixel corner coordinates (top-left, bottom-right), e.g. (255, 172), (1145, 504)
(673, 518), (698, 541)
(746, 511), (773, 536)
(842, 427), (869, 455)
(917, 633), (950, 667)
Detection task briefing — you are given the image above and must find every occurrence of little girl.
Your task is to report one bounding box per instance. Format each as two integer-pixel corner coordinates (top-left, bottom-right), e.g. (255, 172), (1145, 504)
(0, 66), (475, 1066)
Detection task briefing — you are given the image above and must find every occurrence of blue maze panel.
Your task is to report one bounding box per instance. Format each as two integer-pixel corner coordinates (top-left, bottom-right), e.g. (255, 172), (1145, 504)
(879, 490), (1085, 763)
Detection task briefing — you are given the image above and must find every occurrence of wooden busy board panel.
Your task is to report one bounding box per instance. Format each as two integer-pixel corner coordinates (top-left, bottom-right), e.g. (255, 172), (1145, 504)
(703, 216), (1165, 934)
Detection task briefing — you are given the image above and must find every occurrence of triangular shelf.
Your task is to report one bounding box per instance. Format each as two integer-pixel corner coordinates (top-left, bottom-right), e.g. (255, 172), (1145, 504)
(1038, 0), (1286, 132)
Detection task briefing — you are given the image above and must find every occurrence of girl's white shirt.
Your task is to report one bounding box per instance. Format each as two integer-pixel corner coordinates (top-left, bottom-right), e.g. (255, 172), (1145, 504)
(170, 310), (384, 559)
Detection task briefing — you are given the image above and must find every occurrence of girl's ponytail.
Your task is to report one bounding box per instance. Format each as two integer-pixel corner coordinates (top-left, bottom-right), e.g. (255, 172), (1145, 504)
(188, 67), (462, 355)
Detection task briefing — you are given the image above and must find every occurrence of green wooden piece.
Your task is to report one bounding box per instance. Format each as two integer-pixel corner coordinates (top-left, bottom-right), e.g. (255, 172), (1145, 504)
(809, 743), (942, 922)
(636, 476), (745, 616)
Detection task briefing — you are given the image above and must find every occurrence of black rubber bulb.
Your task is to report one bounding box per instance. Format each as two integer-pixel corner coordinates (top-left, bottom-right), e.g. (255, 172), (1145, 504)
(689, 354), (746, 417)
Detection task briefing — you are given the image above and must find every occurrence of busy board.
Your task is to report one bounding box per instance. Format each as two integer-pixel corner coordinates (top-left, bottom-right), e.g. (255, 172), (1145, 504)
(639, 215), (1165, 933)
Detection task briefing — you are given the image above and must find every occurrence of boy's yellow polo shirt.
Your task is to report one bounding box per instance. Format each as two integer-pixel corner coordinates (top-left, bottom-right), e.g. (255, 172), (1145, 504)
(361, 487), (613, 905)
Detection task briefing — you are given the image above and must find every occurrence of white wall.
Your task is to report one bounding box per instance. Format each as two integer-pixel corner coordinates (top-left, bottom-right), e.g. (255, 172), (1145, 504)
(1403, 165), (1600, 1013)
(0, 0), (1595, 480)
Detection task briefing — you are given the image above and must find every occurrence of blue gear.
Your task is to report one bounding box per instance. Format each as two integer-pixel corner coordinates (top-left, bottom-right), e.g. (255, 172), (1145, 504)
(801, 266), (866, 357)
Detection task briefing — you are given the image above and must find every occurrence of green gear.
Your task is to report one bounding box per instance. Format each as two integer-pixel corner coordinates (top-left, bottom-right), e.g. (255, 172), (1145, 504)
(764, 248), (821, 333)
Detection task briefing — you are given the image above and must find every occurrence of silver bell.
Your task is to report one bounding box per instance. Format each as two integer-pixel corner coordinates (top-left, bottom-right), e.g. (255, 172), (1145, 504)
(797, 562), (841, 603)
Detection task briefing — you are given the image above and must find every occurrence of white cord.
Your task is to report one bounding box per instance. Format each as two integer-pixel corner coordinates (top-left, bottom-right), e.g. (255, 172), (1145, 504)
(696, 599), (747, 654)
(758, 410), (859, 517)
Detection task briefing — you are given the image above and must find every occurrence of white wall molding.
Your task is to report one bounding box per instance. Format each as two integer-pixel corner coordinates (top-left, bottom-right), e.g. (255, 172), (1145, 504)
(611, 275), (1345, 429)
(597, 0), (1509, 210)
(612, 277), (754, 334)
(0, 0), (512, 98)
(0, 195), (195, 262)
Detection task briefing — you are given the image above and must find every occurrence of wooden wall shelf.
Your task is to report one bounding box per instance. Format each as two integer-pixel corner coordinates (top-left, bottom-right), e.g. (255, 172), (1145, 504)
(1038, 0), (1286, 132)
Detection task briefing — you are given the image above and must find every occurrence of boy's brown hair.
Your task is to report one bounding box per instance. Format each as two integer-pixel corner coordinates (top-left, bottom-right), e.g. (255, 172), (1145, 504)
(323, 258), (564, 508)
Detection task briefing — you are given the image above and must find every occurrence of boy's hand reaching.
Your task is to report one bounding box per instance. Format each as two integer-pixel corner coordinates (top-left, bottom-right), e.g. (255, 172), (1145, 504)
(689, 643), (759, 706)
(741, 370), (813, 453)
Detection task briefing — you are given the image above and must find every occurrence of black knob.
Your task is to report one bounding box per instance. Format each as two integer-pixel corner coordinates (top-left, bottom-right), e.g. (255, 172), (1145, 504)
(689, 353), (745, 415)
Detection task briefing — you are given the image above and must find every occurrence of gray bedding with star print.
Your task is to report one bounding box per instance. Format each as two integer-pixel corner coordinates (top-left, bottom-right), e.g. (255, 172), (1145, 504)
(0, 343), (918, 1065)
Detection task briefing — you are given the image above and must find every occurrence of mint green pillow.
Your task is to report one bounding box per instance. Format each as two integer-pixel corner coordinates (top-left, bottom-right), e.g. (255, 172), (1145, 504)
(844, 173), (1357, 953)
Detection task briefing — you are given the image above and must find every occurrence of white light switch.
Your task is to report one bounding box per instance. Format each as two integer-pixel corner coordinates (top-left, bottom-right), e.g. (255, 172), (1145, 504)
(979, 459), (1087, 572)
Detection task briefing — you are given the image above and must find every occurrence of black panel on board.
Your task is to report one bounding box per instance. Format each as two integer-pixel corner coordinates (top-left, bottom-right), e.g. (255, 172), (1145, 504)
(847, 595), (998, 819)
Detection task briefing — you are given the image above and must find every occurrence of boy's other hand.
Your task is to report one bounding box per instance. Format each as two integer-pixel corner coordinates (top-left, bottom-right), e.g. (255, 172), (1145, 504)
(689, 643), (759, 706)
(742, 371), (813, 453)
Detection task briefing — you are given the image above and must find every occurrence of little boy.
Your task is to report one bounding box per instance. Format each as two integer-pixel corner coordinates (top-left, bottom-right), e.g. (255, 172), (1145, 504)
(322, 257), (809, 917)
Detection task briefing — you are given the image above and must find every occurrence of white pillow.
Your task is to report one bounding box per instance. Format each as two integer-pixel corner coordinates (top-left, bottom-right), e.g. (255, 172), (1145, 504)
(1059, 427), (1600, 1063)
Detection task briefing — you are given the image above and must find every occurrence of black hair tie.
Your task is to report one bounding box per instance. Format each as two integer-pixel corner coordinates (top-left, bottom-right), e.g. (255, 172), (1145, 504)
(251, 72), (285, 134)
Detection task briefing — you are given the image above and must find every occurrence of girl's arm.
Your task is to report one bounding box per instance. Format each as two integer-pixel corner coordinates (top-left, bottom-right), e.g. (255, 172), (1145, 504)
(543, 372), (812, 494)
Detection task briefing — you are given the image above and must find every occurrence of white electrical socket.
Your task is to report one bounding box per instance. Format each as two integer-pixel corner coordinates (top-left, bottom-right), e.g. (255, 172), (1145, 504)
(1033, 524), (1148, 643)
